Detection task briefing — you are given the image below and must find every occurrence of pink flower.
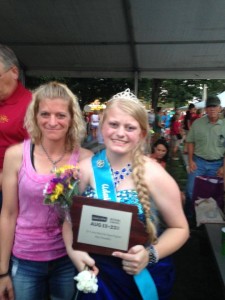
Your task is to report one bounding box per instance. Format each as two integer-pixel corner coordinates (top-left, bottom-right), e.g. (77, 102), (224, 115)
(46, 182), (56, 194)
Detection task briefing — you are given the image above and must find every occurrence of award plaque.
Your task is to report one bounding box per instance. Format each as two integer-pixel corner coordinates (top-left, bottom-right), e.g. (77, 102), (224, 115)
(70, 195), (149, 255)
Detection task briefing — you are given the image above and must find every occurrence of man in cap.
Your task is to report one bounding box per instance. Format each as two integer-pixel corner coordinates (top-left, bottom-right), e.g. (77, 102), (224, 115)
(185, 96), (225, 218)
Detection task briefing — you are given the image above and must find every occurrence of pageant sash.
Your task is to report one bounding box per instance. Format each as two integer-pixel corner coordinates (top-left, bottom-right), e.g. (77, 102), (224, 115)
(134, 269), (159, 300)
(92, 150), (117, 201)
(92, 150), (158, 299)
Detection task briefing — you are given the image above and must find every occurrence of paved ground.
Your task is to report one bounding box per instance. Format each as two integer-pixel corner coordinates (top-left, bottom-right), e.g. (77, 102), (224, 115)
(167, 151), (225, 300)
(171, 228), (224, 300)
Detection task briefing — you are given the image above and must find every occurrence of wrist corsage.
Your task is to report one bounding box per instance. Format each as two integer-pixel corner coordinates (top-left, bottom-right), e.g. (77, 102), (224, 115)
(74, 267), (98, 294)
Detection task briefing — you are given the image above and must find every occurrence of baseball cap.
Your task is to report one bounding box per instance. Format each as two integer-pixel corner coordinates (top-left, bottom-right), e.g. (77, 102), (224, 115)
(205, 96), (221, 107)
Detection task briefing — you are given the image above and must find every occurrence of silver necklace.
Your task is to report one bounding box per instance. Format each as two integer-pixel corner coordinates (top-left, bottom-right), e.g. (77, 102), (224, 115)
(111, 163), (132, 187)
(41, 142), (66, 172)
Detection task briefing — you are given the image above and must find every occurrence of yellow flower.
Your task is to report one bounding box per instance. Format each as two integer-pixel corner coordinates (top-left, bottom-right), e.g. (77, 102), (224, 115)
(50, 194), (57, 202)
(50, 183), (64, 202)
(56, 165), (75, 175)
(55, 183), (64, 195)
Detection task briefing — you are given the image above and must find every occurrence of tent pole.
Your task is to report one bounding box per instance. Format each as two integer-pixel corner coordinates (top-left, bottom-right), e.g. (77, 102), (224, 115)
(134, 71), (138, 96)
(202, 84), (207, 101)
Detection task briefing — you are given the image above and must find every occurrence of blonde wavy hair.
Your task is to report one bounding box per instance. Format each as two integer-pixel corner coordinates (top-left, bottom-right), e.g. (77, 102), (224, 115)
(102, 96), (157, 244)
(24, 81), (86, 151)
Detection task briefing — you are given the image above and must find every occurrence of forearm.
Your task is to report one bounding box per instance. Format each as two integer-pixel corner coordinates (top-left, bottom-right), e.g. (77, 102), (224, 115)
(187, 120), (191, 130)
(0, 214), (17, 273)
(154, 226), (189, 260)
(62, 220), (74, 255)
(62, 221), (96, 272)
(62, 220), (84, 269)
(0, 145), (21, 273)
(0, 170), (2, 191)
(187, 143), (194, 164)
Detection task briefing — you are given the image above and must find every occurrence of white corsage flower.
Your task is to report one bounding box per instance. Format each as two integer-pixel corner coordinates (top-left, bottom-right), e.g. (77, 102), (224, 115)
(74, 270), (98, 294)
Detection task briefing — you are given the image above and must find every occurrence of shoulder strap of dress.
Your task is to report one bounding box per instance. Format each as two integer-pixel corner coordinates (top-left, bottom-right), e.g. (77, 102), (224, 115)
(18, 139), (32, 181)
(70, 149), (80, 165)
(23, 139), (30, 161)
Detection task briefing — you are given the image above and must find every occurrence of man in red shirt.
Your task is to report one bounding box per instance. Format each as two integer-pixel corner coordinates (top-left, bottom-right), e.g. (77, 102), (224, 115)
(0, 44), (32, 210)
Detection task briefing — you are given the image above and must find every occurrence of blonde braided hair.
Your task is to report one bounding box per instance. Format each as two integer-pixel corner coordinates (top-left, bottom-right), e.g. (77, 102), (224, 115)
(131, 145), (157, 244)
(102, 94), (157, 244)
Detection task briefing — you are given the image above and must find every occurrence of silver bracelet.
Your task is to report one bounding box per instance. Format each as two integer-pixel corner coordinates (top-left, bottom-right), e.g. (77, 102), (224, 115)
(147, 245), (159, 266)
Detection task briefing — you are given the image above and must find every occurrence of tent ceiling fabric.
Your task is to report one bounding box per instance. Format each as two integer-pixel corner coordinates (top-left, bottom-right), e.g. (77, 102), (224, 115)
(1, 0), (225, 79)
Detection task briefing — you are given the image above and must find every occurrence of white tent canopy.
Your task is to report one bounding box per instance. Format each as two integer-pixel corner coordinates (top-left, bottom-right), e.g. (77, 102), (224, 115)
(218, 91), (225, 107)
(179, 91), (225, 109)
(193, 91), (225, 108)
(2, 1), (225, 80)
(193, 101), (205, 109)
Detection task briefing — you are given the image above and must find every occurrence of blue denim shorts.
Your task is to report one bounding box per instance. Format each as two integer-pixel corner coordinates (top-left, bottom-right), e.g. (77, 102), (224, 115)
(11, 255), (76, 300)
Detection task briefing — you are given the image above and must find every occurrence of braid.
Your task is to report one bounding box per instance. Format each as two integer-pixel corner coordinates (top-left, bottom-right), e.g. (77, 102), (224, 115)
(103, 95), (158, 244)
(132, 144), (157, 244)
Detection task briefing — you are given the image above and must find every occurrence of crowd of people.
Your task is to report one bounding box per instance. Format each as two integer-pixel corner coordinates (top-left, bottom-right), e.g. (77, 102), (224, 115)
(0, 43), (224, 300)
(149, 98), (225, 223)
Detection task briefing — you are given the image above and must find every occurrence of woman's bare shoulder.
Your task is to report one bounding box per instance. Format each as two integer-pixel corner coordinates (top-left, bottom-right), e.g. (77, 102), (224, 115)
(79, 147), (94, 160)
(3, 142), (23, 171)
(77, 153), (93, 184)
(5, 142), (23, 158)
(144, 155), (159, 166)
(144, 155), (169, 178)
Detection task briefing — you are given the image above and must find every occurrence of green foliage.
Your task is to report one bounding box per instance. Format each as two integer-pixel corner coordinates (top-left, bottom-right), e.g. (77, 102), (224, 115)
(202, 79), (225, 96)
(26, 76), (134, 108)
(25, 76), (225, 109)
(160, 79), (202, 107)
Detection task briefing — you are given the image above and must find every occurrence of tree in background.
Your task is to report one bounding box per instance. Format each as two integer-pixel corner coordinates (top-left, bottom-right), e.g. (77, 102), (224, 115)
(25, 76), (225, 109)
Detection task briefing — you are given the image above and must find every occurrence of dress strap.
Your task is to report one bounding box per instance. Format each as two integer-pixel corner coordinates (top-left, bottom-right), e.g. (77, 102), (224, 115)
(69, 149), (80, 165)
(22, 139), (32, 169)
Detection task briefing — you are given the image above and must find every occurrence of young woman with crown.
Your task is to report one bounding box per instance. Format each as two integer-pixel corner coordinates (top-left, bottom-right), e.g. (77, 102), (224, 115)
(63, 89), (189, 300)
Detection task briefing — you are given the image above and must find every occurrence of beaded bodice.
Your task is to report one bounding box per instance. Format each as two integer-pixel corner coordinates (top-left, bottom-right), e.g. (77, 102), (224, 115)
(83, 186), (158, 225)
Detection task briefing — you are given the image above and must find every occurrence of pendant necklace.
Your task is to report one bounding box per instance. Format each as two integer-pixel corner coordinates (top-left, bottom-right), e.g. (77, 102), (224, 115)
(111, 163), (132, 187)
(41, 142), (66, 172)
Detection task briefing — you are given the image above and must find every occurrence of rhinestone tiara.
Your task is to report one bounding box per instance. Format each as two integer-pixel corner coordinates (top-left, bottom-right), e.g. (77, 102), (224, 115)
(110, 88), (139, 103)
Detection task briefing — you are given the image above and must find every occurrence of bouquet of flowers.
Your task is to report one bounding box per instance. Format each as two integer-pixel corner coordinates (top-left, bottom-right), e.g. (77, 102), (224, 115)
(43, 165), (79, 220)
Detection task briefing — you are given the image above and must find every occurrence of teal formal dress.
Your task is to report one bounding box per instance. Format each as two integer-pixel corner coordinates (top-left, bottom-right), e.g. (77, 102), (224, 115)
(75, 187), (175, 300)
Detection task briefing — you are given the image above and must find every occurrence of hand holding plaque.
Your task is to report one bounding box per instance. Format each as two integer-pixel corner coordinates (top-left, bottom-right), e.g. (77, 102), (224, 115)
(70, 196), (149, 255)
